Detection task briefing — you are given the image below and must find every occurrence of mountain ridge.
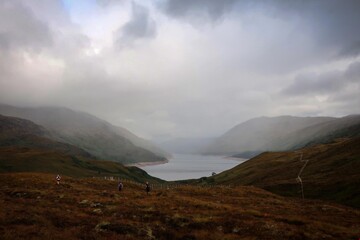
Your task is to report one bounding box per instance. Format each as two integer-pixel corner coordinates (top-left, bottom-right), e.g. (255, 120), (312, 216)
(0, 104), (169, 164)
(203, 115), (360, 156)
(0, 114), (163, 182)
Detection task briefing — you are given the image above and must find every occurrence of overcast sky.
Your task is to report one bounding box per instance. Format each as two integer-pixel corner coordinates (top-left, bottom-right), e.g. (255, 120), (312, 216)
(0, 0), (359, 140)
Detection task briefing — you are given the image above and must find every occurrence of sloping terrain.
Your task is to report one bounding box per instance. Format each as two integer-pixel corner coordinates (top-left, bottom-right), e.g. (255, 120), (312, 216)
(277, 115), (360, 150)
(203, 115), (360, 156)
(0, 172), (359, 240)
(0, 104), (168, 164)
(114, 125), (171, 159)
(199, 138), (360, 208)
(203, 116), (334, 155)
(0, 115), (162, 183)
(0, 115), (95, 159)
(0, 146), (162, 183)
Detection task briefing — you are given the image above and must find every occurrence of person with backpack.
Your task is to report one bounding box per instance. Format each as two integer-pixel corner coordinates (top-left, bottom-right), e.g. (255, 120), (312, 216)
(118, 181), (123, 191)
(145, 182), (151, 195)
(56, 174), (61, 185)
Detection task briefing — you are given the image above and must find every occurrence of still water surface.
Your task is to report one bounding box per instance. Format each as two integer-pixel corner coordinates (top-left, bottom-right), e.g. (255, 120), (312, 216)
(139, 154), (247, 181)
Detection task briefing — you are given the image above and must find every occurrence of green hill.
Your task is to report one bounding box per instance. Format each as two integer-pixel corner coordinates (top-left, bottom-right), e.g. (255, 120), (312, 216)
(196, 138), (360, 208)
(0, 104), (169, 164)
(0, 115), (162, 183)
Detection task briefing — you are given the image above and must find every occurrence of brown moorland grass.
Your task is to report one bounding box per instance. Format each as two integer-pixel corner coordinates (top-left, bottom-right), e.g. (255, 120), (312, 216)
(194, 138), (360, 208)
(0, 172), (359, 239)
(0, 146), (164, 183)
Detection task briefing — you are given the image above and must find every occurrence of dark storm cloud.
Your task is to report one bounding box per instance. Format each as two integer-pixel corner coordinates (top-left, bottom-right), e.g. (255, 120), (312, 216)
(282, 61), (360, 96)
(338, 41), (360, 58)
(161, 0), (360, 58)
(0, 0), (359, 139)
(278, 0), (360, 59)
(0, 0), (52, 51)
(161, 0), (239, 21)
(114, 1), (156, 47)
(345, 61), (360, 82)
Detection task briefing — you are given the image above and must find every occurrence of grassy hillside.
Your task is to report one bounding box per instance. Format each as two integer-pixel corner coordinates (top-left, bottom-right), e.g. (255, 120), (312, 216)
(197, 138), (360, 208)
(0, 172), (359, 239)
(0, 115), (162, 183)
(0, 115), (95, 159)
(0, 146), (163, 183)
(0, 104), (168, 164)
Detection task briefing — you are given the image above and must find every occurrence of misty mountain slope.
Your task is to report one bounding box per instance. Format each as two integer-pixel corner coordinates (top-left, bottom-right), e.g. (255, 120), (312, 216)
(0, 104), (168, 164)
(113, 125), (171, 158)
(198, 138), (360, 208)
(276, 115), (360, 150)
(0, 114), (94, 158)
(0, 114), (47, 138)
(0, 115), (162, 182)
(204, 116), (334, 155)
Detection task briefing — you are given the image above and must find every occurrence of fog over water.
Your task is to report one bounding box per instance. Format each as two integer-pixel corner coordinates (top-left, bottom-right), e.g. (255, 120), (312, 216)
(140, 154), (247, 181)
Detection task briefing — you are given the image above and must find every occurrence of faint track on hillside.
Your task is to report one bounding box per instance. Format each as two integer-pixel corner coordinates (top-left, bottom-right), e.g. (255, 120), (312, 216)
(296, 151), (309, 199)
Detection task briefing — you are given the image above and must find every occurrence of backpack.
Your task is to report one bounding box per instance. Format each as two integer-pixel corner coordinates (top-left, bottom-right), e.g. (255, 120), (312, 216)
(118, 182), (123, 191)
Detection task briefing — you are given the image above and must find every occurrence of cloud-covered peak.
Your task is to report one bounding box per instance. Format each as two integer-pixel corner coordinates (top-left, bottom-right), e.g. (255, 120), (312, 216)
(0, 0), (359, 139)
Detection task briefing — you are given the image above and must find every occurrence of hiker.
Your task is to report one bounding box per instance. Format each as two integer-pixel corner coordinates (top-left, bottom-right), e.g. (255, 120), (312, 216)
(56, 174), (61, 185)
(145, 182), (151, 195)
(118, 181), (123, 191)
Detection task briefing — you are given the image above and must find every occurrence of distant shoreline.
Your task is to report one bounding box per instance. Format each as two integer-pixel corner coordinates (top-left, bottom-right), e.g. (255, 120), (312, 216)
(126, 159), (169, 167)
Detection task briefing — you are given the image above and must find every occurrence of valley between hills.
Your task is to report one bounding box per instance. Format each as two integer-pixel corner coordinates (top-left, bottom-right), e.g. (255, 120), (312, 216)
(0, 106), (360, 239)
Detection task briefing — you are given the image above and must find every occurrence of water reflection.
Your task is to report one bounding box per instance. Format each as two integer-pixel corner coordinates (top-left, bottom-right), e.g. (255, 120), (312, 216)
(139, 154), (247, 181)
